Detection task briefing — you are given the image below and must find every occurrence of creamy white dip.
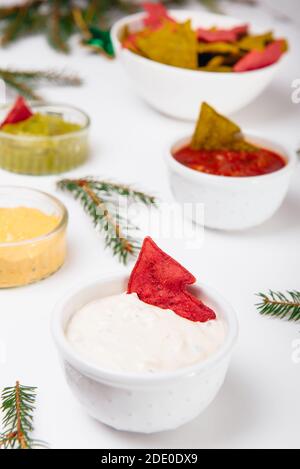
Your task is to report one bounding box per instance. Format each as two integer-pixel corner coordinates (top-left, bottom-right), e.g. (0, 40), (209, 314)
(66, 293), (226, 373)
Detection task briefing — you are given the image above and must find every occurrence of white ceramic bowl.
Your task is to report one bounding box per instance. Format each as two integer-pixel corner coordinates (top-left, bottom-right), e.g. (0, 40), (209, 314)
(111, 10), (284, 121)
(52, 274), (238, 433)
(166, 133), (297, 230)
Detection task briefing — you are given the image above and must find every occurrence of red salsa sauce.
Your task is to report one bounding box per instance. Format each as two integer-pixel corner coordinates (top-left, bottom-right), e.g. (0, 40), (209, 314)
(173, 145), (286, 177)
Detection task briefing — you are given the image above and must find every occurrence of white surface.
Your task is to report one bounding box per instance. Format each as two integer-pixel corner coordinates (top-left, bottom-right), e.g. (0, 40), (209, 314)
(52, 274), (236, 433)
(0, 2), (299, 449)
(111, 10), (283, 120)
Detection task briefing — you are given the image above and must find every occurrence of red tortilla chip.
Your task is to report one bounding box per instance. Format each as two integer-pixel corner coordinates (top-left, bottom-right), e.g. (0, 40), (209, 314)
(122, 32), (140, 51)
(1, 96), (33, 128)
(232, 24), (249, 37)
(128, 237), (216, 323)
(143, 2), (175, 29)
(234, 39), (284, 72)
(197, 24), (248, 43)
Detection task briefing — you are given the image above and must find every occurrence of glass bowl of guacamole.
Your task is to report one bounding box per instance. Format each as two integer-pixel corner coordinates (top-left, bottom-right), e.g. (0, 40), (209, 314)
(0, 103), (90, 175)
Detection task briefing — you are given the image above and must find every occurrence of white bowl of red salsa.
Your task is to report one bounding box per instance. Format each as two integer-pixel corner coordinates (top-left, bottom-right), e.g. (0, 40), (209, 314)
(166, 133), (297, 230)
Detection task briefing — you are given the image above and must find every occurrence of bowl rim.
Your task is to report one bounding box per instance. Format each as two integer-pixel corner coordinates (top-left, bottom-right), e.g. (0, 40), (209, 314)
(0, 185), (68, 247)
(166, 131), (297, 184)
(52, 273), (239, 385)
(0, 102), (90, 142)
(111, 9), (284, 77)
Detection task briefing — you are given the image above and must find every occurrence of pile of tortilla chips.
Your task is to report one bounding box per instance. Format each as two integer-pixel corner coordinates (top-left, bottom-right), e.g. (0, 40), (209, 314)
(121, 3), (288, 72)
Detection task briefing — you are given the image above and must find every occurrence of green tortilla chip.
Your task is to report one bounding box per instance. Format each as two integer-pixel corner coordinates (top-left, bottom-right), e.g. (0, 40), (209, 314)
(199, 65), (233, 72)
(191, 102), (241, 150)
(191, 102), (257, 151)
(136, 20), (198, 70)
(238, 32), (274, 51)
(280, 39), (289, 53)
(230, 139), (258, 152)
(198, 41), (240, 55)
(206, 56), (224, 67)
(222, 52), (244, 66)
(198, 57), (232, 72)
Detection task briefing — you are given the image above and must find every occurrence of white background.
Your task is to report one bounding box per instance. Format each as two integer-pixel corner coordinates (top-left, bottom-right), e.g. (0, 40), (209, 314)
(0, 1), (299, 449)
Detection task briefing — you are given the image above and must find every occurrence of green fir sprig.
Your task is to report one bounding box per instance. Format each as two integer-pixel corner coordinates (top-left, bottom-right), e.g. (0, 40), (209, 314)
(256, 291), (300, 322)
(0, 1), (237, 53)
(0, 382), (46, 449)
(0, 68), (82, 100)
(57, 177), (156, 264)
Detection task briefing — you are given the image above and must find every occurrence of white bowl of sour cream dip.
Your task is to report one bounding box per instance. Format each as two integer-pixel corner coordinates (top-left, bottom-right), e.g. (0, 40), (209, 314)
(52, 273), (238, 433)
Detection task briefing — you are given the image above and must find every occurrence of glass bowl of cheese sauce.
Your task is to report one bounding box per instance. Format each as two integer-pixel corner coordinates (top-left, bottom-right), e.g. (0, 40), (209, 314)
(0, 186), (68, 288)
(52, 274), (238, 433)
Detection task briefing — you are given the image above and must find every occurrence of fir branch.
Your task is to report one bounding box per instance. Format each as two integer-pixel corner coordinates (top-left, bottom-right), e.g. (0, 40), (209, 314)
(0, 67), (82, 100)
(0, 0), (46, 46)
(0, 1), (225, 51)
(0, 73), (40, 100)
(57, 177), (156, 264)
(256, 291), (300, 322)
(0, 6), (19, 21)
(85, 0), (104, 25)
(0, 382), (47, 449)
(83, 178), (157, 205)
(0, 2), (28, 46)
(48, 0), (70, 53)
(0, 68), (81, 86)
(198, 0), (222, 13)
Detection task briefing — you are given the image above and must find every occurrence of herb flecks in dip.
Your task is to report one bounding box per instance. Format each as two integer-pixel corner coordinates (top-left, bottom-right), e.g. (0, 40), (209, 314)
(1, 113), (82, 137)
(173, 146), (286, 177)
(66, 293), (226, 373)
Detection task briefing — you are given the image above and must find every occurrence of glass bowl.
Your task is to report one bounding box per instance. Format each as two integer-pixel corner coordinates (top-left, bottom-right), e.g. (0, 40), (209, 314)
(0, 186), (68, 288)
(0, 103), (90, 175)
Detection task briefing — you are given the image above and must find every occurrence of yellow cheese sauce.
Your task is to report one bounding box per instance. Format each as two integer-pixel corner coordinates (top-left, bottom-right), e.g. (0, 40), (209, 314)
(0, 206), (66, 288)
(0, 207), (59, 243)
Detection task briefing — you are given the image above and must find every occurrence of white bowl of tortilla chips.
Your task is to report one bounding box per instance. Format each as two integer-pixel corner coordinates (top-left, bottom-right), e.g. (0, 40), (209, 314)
(111, 9), (285, 120)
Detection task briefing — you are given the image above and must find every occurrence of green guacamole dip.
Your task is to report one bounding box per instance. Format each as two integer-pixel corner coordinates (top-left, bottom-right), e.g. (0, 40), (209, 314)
(0, 112), (89, 175)
(1, 113), (82, 136)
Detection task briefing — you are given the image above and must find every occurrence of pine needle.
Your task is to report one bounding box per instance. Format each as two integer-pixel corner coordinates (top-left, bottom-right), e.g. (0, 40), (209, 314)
(0, 73), (40, 100)
(57, 177), (157, 264)
(47, 0), (70, 53)
(0, 1), (227, 52)
(256, 291), (300, 322)
(0, 3), (28, 46)
(0, 68), (82, 86)
(0, 67), (82, 100)
(0, 382), (47, 449)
